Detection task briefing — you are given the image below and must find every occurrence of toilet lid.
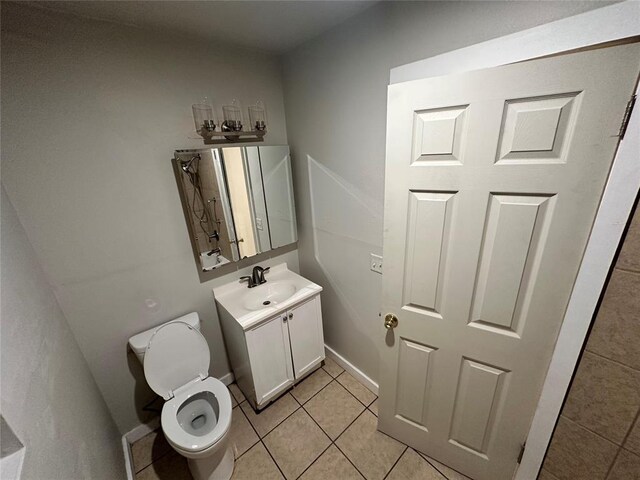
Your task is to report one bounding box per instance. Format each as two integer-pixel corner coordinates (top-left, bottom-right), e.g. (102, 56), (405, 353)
(144, 321), (210, 400)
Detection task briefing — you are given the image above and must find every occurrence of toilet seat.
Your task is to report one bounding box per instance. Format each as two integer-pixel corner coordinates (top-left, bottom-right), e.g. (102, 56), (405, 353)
(161, 377), (232, 455)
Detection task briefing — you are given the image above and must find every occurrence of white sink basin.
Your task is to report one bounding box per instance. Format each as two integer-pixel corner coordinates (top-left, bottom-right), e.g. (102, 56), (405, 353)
(213, 263), (323, 330)
(243, 282), (297, 311)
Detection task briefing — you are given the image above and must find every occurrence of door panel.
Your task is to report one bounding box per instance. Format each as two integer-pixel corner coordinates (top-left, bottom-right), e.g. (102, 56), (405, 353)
(395, 338), (436, 429)
(449, 358), (508, 457)
(403, 191), (455, 314)
(469, 194), (555, 337)
(379, 43), (640, 480)
(287, 296), (325, 378)
(246, 315), (294, 405)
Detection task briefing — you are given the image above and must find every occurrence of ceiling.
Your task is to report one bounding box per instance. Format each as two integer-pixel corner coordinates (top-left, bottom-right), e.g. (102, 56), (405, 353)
(26, 1), (378, 54)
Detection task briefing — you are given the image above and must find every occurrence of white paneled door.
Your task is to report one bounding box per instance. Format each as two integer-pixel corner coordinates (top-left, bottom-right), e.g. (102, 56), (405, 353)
(378, 43), (640, 480)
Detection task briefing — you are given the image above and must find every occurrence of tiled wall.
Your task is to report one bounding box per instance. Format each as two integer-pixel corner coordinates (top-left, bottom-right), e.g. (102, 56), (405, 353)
(541, 207), (640, 480)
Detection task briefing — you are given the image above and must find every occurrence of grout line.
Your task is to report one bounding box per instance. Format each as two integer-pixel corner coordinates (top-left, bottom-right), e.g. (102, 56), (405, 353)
(382, 445), (408, 480)
(294, 441), (334, 480)
(613, 266), (640, 276)
(421, 454), (458, 480)
(603, 407), (640, 479)
(582, 349), (640, 373)
(262, 438), (288, 479)
(132, 429), (176, 475)
(298, 392), (370, 479)
(290, 372), (333, 407)
(243, 393), (301, 439)
(233, 376), (383, 479)
(230, 404), (260, 463)
(561, 415), (623, 447)
(237, 402), (288, 479)
(335, 371), (377, 408)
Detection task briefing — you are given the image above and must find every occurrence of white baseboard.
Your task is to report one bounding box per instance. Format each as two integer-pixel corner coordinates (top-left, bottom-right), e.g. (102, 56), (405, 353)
(122, 435), (134, 480)
(324, 344), (379, 395)
(218, 371), (235, 386)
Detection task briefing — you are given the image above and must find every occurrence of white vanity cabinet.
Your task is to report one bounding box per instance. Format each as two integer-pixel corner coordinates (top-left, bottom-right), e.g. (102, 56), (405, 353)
(245, 311), (295, 406)
(286, 296), (325, 378)
(244, 295), (324, 406)
(214, 265), (325, 410)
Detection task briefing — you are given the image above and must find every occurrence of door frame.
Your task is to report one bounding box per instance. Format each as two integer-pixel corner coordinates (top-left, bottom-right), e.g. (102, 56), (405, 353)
(389, 2), (640, 478)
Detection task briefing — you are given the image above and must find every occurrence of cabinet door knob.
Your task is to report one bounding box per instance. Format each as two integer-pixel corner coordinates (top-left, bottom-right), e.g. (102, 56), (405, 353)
(288, 313), (293, 319)
(282, 316), (287, 323)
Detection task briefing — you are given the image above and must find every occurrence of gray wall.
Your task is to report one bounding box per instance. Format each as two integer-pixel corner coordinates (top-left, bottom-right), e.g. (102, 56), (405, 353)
(1, 188), (126, 480)
(281, 1), (610, 382)
(1, 2), (296, 434)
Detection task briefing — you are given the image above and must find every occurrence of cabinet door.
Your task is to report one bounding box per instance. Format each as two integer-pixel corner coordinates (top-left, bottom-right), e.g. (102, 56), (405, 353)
(288, 296), (325, 379)
(246, 314), (294, 405)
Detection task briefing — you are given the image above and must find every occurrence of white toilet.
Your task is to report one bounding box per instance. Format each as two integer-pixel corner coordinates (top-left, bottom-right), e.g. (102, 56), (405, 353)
(128, 313), (234, 480)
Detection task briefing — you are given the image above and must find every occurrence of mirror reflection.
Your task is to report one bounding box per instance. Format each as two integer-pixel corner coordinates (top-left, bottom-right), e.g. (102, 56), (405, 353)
(173, 145), (297, 273)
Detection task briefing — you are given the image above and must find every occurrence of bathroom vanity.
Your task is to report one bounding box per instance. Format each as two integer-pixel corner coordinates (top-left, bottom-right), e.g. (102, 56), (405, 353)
(214, 264), (324, 410)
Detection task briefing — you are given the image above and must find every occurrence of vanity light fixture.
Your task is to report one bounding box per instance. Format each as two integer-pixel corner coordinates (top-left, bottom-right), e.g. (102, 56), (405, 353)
(192, 98), (216, 137)
(248, 100), (267, 131)
(191, 98), (267, 144)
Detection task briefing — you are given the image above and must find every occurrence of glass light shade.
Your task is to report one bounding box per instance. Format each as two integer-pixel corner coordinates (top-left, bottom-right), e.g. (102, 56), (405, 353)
(222, 99), (243, 131)
(248, 101), (266, 131)
(192, 101), (215, 136)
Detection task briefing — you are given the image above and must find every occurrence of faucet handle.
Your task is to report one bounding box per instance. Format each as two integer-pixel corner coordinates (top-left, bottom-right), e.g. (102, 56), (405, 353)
(240, 276), (256, 288)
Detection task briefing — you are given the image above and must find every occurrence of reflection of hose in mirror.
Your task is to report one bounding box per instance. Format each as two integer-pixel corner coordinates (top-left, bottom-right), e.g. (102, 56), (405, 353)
(180, 154), (220, 253)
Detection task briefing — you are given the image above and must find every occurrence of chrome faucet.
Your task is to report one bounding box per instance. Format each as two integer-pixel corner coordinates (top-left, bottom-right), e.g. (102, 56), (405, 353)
(240, 266), (270, 288)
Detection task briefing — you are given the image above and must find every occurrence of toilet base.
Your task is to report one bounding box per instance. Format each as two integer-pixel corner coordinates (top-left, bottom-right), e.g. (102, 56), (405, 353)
(187, 444), (234, 480)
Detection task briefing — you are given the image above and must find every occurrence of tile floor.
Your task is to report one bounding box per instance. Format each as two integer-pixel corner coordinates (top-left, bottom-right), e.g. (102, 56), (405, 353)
(131, 358), (471, 480)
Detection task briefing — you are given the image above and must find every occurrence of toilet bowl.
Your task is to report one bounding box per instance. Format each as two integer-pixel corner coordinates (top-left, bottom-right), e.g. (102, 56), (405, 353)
(129, 314), (234, 480)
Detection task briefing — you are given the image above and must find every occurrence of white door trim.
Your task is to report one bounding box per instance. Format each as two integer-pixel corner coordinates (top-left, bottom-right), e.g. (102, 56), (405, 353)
(389, 3), (640, 478)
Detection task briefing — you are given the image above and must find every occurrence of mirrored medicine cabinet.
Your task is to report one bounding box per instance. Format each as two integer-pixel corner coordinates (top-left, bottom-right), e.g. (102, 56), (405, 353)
(173, 145), (297, 277)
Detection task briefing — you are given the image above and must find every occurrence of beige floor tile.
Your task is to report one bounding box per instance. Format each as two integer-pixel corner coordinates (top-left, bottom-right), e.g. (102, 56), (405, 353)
(537, 469), (560, 480)
(587, 270), (640, 370)
(608, 449), (640, 480)
(131, 429), (173, 473)
(291, 368), (332, 404)
(369, 399), (379, 416)
(240, 393), (299, 438)
(263, 409), (331, 479)
(542, 416), (618, 480)
(617, 208), (640, 271)
(322, 357), (345, 378)
(336, 410), (405, 480)
(300, 445), (364, 480)
(231, 442), (283, 480)
(230, 406), (259, 459)
(337, 372), (377, 406)
(135, 451), (191, 480)
(624, 416), (640, 456)
(305, 381), (365, 440)
(562, 351), (640, 443)
(386, 449), (445, 480)
(231, 393), (238, 408)
(418, 453), (471, 480)
(229, 384), (246, 404)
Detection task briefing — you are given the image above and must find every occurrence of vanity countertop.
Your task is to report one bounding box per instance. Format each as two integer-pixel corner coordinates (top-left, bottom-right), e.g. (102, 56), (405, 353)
(213, 263), (322, 330)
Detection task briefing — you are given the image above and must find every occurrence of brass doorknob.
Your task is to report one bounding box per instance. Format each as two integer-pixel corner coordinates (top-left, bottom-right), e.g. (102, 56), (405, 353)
(384, 313), (398, 330)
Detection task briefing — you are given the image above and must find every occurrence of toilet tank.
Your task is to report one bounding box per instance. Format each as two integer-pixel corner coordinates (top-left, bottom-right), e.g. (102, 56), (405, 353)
(128, 312), (201, 364)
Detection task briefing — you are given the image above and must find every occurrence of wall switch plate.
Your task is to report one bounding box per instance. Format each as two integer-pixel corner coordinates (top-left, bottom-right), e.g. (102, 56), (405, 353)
(370, 253), (383, 274)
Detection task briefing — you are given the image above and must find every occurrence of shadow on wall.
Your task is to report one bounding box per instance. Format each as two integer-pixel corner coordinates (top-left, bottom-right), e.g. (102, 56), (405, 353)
(307, 155), (382, 373)
(127, 350), (160, 425)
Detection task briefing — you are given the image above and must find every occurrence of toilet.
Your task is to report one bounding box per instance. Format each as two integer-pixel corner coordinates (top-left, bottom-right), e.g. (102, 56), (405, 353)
(128, 313), (234, 480)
